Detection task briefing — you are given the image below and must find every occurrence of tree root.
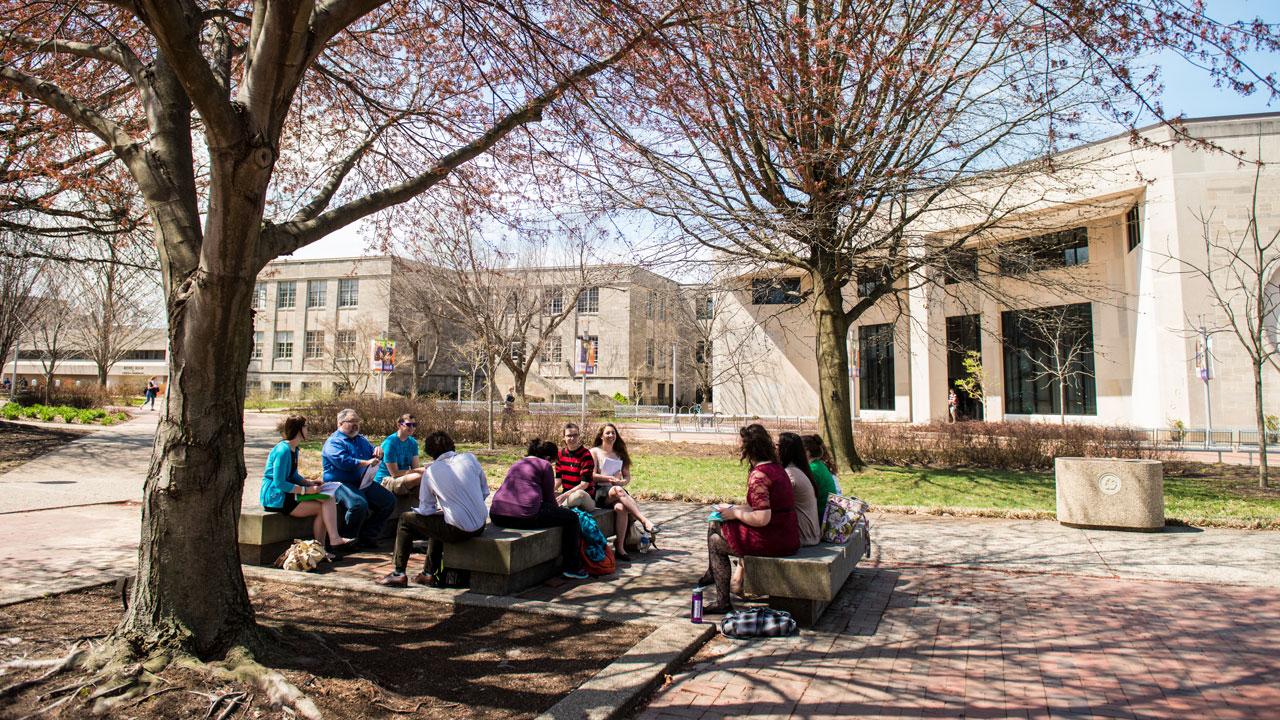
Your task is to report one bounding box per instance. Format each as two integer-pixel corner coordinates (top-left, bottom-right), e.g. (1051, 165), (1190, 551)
(0, 646), (85, 700)
(180, 646), (322, 720)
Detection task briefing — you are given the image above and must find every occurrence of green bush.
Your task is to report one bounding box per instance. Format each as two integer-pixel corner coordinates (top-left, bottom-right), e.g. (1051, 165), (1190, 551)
(1, 402), (124, 426)
(1, 403), (20, 420)
(36, 406), (58, 422)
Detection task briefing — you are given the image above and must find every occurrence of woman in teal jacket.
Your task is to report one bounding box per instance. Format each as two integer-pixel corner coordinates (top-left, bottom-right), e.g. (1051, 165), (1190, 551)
(261, 415), (353, 555)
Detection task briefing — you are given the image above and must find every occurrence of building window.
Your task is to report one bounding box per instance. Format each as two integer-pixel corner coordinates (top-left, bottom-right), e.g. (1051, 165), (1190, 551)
(695, 340), (709, 365)
(577, 287), (600, 314)
(338, 278), (359, 307)
(751, 277), (802, 305)
(646, 339), (655, 369)
(300, 381), (322, 397)
(305, 330), (324, 359)
(253, 283), (266, 310)
(273, 331), (293, 361)
(509, 340), (526, 366)
(858, 323), (895, 411)
(644, 292), (654, 319)
(540, 337), (562, 364)
(544, 287), (563, 315)
(999, 227), (1088, 275)
(658, 296), (667, 320)
(335, 330), (357, 358)
(696, 294), (713, 320)
(943, 248), (980, 285)
(251, 331), (263, 360)
(1126, 205), (1141, 252)
(276, 281), (296, 309)
(270, 381), (291, 399)
(307, 280), (327, 308)
(1001, 302), (1096, 416)
(856, 266), (891, 297)
(122, 349), (166, 361)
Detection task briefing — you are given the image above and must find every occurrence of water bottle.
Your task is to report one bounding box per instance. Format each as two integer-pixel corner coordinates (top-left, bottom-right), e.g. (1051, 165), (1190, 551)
(691, 586), (704, 624)
(639, 530), (651, 554)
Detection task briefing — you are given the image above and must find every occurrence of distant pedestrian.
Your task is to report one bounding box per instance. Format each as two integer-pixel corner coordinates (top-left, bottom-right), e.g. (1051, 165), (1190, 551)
(947, 388), (958, 423)
(144, 377), (159, 410)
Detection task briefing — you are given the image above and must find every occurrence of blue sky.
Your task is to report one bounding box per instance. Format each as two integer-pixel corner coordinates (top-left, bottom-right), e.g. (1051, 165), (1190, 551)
(294, 2), (1277, 261)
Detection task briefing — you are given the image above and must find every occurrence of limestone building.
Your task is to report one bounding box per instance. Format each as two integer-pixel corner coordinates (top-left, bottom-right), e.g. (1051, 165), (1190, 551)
(712, 113), (1280, 429)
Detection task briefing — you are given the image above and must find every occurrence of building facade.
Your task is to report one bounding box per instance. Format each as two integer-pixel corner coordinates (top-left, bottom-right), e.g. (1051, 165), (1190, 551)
(712, 113), (1280, 429)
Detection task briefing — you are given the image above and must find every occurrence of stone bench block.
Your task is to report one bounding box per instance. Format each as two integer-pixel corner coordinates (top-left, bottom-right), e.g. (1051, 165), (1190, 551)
(443, 509), (615, 595)
(238, 491), (416, 566)
(1055, 457), (1164, 532)
(742, 525), (869, 626)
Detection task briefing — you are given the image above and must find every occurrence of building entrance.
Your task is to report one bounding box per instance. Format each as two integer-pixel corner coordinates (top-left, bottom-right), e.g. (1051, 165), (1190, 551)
(945, 314), (983, 421)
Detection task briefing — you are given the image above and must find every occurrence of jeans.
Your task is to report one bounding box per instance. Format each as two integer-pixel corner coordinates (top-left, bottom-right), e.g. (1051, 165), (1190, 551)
(491, 502), (583, 573)
(333, 481), (396, 542)
(392, 511), (484, 576)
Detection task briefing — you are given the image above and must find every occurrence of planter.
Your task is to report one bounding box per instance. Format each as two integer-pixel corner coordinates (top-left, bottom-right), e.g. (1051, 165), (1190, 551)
(1054, 457), (1164, 532)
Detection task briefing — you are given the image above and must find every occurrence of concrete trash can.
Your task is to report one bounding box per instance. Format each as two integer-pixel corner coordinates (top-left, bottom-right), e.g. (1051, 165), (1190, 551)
(1054, 458), (1164, 532)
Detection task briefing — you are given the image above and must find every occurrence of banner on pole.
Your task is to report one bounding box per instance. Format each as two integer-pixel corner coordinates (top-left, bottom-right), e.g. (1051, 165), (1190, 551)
(371, 338), (396, 373)
(574, 336), (598, 376)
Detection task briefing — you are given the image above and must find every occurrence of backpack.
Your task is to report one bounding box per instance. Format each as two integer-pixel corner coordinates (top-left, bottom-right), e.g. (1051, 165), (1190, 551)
(579, 542), (616, 576)
(821, 494), (870, 544)
(274, 539), (326, 572)
(719, 608), (798, 639)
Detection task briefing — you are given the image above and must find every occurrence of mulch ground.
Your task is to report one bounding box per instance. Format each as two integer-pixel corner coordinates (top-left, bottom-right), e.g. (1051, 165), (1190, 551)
(0, 580), (641, 719)
(0, 421), (93, 474)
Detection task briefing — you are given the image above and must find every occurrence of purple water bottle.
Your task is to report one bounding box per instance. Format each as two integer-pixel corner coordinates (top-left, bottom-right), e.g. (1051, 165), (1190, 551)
(691, 586), (704, 623)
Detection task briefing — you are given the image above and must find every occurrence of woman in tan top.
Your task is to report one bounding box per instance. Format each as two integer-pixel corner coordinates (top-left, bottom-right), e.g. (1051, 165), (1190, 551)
(778, 432), (821, 546)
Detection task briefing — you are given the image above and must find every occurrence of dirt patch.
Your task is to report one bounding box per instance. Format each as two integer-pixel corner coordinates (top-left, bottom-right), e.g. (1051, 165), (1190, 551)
(0, 581), (642, 719)
(0, 421), (93, 474)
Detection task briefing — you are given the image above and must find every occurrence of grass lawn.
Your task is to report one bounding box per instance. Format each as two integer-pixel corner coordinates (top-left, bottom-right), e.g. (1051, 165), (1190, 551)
(297, 439), (1280, 529)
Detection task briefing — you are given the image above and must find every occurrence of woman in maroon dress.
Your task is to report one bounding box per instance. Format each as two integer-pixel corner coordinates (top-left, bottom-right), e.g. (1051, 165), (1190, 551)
(699, 423), (800, 614)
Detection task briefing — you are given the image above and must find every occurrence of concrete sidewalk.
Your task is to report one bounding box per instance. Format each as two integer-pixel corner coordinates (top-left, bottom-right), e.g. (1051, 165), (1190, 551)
(0, 410), (282, 514)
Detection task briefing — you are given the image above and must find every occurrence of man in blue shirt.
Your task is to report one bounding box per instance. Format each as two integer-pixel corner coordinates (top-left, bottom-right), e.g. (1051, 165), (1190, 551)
(374, 413), (424, 492)
(323, 408), (395, 548)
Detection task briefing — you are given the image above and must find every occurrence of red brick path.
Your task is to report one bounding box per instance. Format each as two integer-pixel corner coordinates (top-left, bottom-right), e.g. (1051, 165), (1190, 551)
(638, 565), (1280, 719)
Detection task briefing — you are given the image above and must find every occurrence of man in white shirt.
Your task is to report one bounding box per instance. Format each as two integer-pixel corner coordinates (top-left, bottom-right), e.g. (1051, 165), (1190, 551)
(378, 431), (489, 587)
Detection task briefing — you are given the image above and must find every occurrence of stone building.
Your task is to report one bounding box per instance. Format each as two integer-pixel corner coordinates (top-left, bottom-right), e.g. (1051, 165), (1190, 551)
(712, 113), (1280, 429)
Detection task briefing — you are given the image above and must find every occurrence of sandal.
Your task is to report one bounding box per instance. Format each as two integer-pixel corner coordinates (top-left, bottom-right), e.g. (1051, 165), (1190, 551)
(645, 523), (661, 535)
(616, 551), (633, 562)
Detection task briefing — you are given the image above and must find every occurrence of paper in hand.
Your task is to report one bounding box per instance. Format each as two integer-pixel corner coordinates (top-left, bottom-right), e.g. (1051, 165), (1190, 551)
(601, 457), (624, 478)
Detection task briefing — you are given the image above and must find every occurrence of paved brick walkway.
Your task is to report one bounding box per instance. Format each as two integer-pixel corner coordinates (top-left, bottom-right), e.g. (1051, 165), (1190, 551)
(638, 564), (1280, 719)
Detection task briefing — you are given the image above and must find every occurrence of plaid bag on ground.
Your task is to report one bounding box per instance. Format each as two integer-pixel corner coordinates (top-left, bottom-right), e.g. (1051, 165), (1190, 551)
(820, 494), (870, 544)
(719, 608), (798, 639)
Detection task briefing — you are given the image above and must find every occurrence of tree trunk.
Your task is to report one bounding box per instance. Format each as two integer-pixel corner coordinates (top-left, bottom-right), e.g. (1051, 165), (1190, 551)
(813, 278), (862, 471)
(119, 265), (259, 659)
(1255, 359), (1270, 489)
(97, 364), (109, 386)
(486, 356), (495, 450)
(513, 369), (527, 404)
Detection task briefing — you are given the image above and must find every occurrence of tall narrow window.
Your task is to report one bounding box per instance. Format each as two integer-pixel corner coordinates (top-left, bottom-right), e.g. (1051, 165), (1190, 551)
(305, 330), (324, 359)
(335, 330), (357, 358)
(251, 331), (263, 360)
(858, 323), (895, 411)
(273, 331), (293, 360)
(540, 337), (562, 364)
(645, 339), (655, 368)
(338, 278), (359, 307)
(1126, 205), (1142, 252)
(276, 281), (296, 309)
(696, 294), (713, 320)
(307, 280), (327, 308)
(253, 283), (266, 310)
(544, 287), (564, 314)
(1001, 302), (1096, 416)
(577, 287), (600, 313)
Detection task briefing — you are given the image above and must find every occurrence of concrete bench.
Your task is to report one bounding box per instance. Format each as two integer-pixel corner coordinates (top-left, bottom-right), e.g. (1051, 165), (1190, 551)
(440, 509), (617, 595)
(741, 524), (870, 626)
(238, 487), (417, 566)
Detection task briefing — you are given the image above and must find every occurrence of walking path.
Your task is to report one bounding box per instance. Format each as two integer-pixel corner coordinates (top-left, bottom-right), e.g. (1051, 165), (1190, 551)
(2, 420), (1279, 716)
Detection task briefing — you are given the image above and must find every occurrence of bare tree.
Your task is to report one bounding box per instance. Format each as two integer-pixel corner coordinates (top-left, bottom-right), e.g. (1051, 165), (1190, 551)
(29, 267), (77, 404)
(316, 317), (379, 397)
(591, 0), (1278, 471)
(69, 244), (161, 386)
(1167, 155), (1279, 488)
(0, 234), (44, 378)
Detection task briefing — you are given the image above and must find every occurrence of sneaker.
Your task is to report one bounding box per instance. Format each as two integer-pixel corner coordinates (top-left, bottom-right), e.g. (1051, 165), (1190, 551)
(377, 572), (408, 588)
(562, 569), (589, 580)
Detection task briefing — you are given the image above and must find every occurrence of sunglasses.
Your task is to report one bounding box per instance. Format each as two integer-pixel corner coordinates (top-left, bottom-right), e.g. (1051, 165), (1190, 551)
(401, 422), (417, 427)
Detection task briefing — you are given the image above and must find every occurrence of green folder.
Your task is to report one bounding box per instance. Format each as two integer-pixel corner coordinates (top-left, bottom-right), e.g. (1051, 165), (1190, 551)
(297, 493), (331, 502)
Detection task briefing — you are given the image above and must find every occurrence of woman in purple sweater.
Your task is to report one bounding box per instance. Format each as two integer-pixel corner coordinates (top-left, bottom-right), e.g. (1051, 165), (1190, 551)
(490, 438), (588, 580)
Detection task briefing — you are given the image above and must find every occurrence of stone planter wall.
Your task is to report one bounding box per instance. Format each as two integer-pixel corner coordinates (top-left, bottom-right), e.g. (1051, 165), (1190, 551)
(1054, 457), (1164, 531)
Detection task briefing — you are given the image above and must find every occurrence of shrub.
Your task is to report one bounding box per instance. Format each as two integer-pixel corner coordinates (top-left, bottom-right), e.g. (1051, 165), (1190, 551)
(855, 421), (1162, 472)
(1, 402), (20, 420)
(47, 385), (117, 409)
(304, 396), (592, 446)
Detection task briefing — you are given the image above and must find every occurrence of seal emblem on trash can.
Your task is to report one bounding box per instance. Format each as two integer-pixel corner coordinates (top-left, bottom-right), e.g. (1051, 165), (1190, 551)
(1098, 473), (1122, 496)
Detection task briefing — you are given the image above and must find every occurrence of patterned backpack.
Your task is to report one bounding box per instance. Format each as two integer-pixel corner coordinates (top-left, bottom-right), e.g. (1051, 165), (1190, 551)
(720, 608), (798, 639)
(820, 494), (870, 544)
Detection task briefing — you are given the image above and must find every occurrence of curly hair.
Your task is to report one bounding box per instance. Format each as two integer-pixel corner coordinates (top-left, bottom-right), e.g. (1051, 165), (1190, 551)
(739, 423), (778, 465)
(525, 437), (559, 462)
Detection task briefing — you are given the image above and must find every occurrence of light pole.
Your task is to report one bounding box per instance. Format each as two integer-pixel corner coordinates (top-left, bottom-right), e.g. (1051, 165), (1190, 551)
(671, 342), (678, 414)
(1196, 322), (1213, 445)
(7, 314), (33, 400)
